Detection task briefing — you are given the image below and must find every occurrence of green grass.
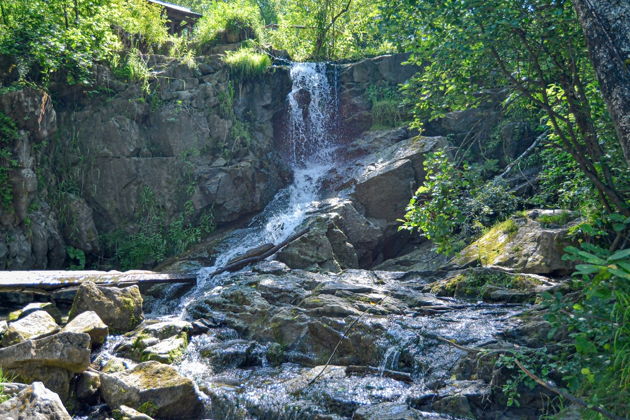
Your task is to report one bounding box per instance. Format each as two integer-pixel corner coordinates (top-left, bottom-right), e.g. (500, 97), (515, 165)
(194, 1), (263, 50)
(223, 48), (271, 80)
(537, 211), (572, 227)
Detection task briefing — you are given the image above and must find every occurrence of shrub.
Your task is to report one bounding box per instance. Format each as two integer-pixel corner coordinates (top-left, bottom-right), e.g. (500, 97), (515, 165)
(194, 1), (263, 50)
(223, 48), (271, 80)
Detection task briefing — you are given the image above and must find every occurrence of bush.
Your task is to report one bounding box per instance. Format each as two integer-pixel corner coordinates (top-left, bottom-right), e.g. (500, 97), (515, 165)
(400, 150), (521, 255)
(223, 47), (271, 80)
(194, 1), (263, 50)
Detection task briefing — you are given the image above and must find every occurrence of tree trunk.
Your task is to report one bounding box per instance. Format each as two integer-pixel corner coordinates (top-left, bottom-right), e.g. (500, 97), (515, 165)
(572, 0), (630, 167)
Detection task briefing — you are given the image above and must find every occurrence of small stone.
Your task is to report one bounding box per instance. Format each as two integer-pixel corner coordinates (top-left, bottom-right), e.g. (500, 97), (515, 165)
(8, 302), (63, 323)
(115, 404), (155, 420)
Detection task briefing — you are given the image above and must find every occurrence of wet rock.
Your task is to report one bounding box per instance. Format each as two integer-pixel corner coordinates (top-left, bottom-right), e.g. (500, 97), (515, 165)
(62, 310), (108, 349)
(454, 210), (577, 275)
(100, 361), (204, 418)
(409, 380), (491, 419)
(284, 365), (347, 394)
(141, 334), (188, 364)
(353, 402), (448, 420)
(69, 281), (143, 333)
(115, 405), (155, 420)
(1, 310), (60, 347)
(7, 302), (63, 323)
(0, 381), (70, 420)
(76, 370), (101, 403)
(136, 319), (192, 340)
(373, 242), (449, 272)
(276, 221), (342, 272)
(200, 339), (265, 370)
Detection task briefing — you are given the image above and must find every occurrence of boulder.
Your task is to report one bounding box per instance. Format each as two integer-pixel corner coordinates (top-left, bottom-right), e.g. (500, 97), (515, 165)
(7, 302), (63, 323)
(62, 311), (108, 348)
(0, 331), (90, 372)
(454, 210), (577, 275)
(100, 361), (204, 418)
(0, 332), (91, 400)
(1, 311), (60, 347)
(0, 382), (70, 420)
(69, 281), (143, 333)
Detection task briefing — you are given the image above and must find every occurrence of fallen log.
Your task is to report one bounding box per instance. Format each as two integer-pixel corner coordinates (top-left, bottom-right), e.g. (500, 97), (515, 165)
(0, 270), (196, 292)
(345, 365), (413, 383)
(211, 227), (309, 276)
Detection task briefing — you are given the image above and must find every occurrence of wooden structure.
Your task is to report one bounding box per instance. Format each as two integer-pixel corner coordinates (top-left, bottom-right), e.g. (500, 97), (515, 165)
(147, 0), (202, 35)
(0, 270), (195, 293)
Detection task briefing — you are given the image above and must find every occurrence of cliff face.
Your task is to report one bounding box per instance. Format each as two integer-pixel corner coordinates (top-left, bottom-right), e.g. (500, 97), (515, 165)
(0, 54), (293, 269)
(0, 53), (421, 270)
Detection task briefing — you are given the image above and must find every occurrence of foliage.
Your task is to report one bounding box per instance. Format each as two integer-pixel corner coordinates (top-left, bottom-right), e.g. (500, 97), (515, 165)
(0, 0), (167, 87)
(66, 246), (86, 270)
(0, 368), (15, 403)
(223, 48), (271, 80)
(194, 1), (263, 50)
(103, 187), (215, 270)
(400, 150), (521, 255)
(366, 83), (410, 129)
(0, 112), (18, 210)
(270, 0), (391, 60)
(383, 0), (629, 215)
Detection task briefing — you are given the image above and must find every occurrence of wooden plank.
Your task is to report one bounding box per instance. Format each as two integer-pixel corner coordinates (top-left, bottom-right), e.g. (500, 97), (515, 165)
(0, 270), (196, 292)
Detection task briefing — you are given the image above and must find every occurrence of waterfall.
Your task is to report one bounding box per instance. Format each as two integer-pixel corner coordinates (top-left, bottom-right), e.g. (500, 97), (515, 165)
(183, 61), (338, 299)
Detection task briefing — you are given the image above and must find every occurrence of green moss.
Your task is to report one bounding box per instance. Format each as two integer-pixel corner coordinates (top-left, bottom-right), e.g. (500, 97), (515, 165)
(431, 269), (542, 299)
(456, 218), (519, 266)
(138, 400), (158, 417)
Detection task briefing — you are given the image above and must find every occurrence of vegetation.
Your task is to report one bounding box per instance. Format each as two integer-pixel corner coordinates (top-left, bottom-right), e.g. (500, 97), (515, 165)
(103, 187), (215, 270)
(194, 0), (263, 50)
(223, 47), (271, 80)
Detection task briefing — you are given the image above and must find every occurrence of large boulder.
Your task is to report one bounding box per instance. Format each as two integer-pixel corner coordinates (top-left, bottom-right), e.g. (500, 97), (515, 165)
(62, 310), (109, 348)
(1, 310), (60, 347)
(100, 361), (204, 418)
(0, 381), (71, 420)
(0, 332), (90, 400)
(69, 281), (143, 333)
(454, 210), (577, 275)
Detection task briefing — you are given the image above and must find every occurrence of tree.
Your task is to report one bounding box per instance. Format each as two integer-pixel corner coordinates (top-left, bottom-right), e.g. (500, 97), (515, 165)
(571, 0), (630, 167)
(381, 0), (629, 215)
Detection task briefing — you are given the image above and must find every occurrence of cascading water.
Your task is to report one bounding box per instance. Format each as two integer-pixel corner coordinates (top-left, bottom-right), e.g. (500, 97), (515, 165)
(174, 61), (340, 382)
(188, 62), (338, 294)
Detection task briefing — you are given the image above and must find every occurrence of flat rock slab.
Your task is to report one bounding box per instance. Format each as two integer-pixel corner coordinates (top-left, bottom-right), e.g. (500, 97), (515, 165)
(0, 270), (196, 292)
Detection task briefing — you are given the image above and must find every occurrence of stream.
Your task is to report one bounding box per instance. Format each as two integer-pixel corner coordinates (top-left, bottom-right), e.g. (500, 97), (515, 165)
(97, 62), (528, 419)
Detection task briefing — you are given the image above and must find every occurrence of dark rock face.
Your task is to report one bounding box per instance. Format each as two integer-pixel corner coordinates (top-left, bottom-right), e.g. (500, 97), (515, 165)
(337, 53), (419, 141)
(0, 88), (66, 270)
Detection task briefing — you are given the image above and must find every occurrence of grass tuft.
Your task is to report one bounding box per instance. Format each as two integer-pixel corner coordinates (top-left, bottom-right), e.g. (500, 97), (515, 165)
(223, 48), (271, 80)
